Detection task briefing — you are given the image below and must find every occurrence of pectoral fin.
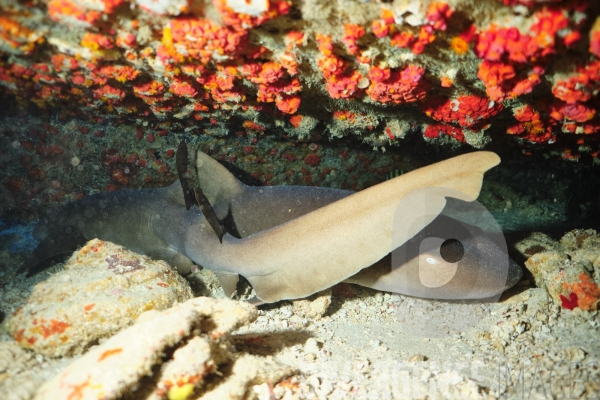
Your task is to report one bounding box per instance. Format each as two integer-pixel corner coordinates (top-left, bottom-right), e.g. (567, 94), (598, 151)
(214, 271), (240, 298)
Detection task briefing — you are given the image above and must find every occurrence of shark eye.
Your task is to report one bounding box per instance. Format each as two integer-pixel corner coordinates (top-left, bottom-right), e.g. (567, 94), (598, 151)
(440, 238), (464, 263)
(425, 257), (437, 264)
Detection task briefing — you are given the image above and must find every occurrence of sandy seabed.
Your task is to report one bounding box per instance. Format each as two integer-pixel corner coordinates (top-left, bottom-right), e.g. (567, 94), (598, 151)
(1, 233), (599, 400)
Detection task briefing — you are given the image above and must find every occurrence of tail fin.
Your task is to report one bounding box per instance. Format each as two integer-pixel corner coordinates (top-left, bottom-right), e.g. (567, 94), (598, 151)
(17, 227), (86, 276)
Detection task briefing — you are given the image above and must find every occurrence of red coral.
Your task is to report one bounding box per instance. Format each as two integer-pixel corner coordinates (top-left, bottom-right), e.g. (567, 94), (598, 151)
(552, 61), (600, 104)
(51, 54), (79, 72)
(450, 24), (477, 56)
(423, 123), (465, 142)
(98, 65), (140, 83)
(559, 292), (579, 310)
(316, 34), (363, 100)
(550, 100), (596, 123)
(571, 274), (600, 311)
(506, 104), (554, 143)
(304, 154), (321, 167)
(257, 61), (285, 84)
(477, 60), (542, 102)
(279, 52), (299, 75)
(324, 70), (362, 99)
(239, 60), (300, 110)
(116, 32), (136, 49)
(243, 121), (266, 131)
(390, 31), (415, 49)
(133, 81), (166, 97)
(0, 17), (39, 55)
(474, 8), (572, 102)
(169, 78), (198, 98)
(285, 31), (304, 50)
(420, 95), (503, 129)
(372, 20), (390, 39)
(410, 27), (436, 55)
(372, 5), (442, 55)
(165, 17), (249, 65)
(530, 8), (569, 54)
(199, 68), (244, 104)
(381, 8), (395, 25)
(316, 34), (334, 56)
(562, 273), (600, 311)
(289, 115), (303, 128)
(93, 85), (125, 100)
(366, 65), (429, 105)
(476, 9), (568, 63)
(333, 110), (356, 122)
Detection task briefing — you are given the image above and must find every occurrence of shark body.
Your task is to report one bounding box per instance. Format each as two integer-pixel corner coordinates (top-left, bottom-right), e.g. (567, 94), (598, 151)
(20, 151), (522, 303)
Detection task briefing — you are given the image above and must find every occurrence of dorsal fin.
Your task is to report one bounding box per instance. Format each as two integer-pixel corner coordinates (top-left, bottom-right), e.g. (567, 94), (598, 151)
(194, 150), (245, 207)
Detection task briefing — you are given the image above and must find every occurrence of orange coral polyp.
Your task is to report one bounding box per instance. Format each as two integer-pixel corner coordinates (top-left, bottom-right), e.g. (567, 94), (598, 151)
(590, 18), (600, 57)
(372, 20), (390, 39)
(213, 0), (290, 31)
(391, 32), (415, 49)
(316, 34), (334, 57)
(93, 85), (125, 100)
(513, 104), (538, 122)
(169, 79), (198, 98)
(81, 33), (115, 51)
(366, 65), (428, 105)
(275, 94), (301, 114)
(343, 24), (365, 55)
(258, 62), (285, 84)
(48, 0), (102, 25)
(426, 2), (454, 31)
(167, 17), (249, 64)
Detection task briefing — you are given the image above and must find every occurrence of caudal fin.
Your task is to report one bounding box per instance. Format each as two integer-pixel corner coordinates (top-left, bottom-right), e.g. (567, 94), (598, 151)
(17, 227), (87, 276)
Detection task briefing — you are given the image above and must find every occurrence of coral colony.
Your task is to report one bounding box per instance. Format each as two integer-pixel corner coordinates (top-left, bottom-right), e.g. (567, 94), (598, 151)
(0, 0), (598, 156)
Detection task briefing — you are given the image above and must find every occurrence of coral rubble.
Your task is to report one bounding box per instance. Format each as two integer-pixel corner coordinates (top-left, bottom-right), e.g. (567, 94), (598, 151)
(516, 229), (600, 311)
(34, 295), (294, 399)
(7, 239), (193, 357)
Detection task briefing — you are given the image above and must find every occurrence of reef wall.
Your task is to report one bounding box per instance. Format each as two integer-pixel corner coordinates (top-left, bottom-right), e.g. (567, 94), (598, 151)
(1, 0), (600, 223)
(1, 0), (599, 151)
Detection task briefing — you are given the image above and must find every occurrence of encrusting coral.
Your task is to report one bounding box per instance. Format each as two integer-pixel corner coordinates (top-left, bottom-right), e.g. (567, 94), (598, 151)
(1, 0), (599, 159)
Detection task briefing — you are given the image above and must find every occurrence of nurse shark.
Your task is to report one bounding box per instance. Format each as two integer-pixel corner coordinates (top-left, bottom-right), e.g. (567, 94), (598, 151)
(18, 149), (522, 303)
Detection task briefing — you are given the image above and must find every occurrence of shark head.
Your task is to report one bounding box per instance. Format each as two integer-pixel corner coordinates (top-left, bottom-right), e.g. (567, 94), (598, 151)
(389, 214), (523, 300)
(345, 188), (523, 301)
